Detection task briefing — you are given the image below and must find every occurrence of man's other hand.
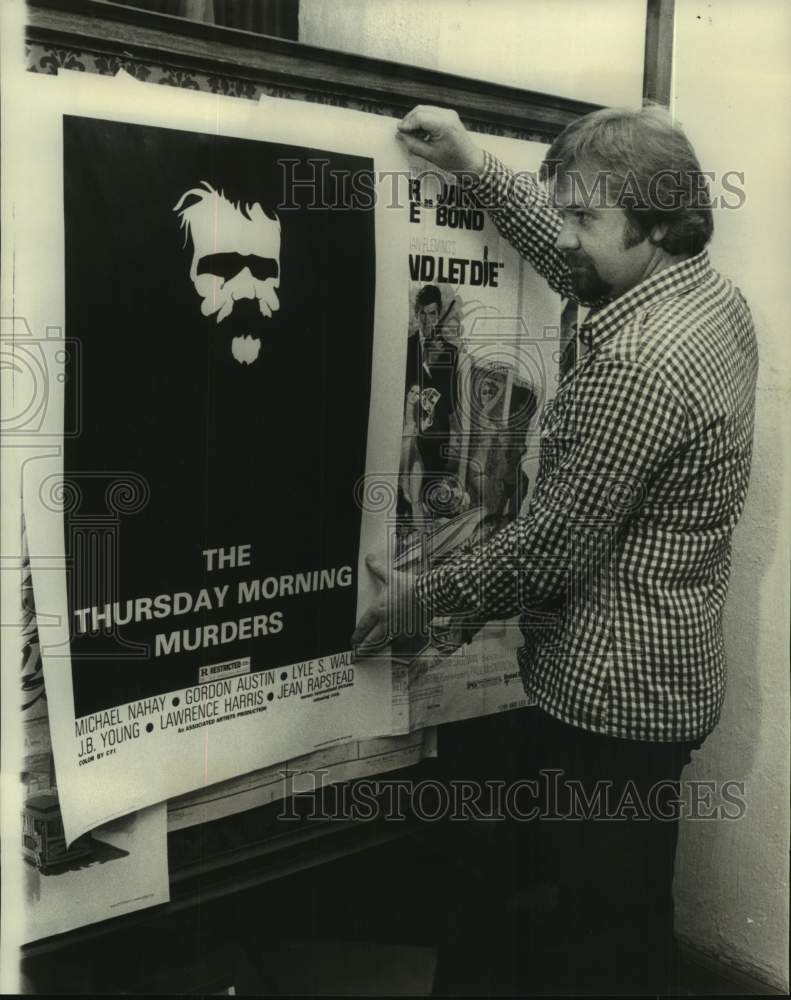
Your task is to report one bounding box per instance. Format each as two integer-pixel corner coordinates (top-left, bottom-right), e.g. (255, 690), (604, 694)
(397, 106), (485, 176)
(351, 554), (415, 658)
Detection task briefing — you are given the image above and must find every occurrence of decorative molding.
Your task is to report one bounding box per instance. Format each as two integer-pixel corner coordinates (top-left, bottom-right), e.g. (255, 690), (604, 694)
(25, 0), (602, 141)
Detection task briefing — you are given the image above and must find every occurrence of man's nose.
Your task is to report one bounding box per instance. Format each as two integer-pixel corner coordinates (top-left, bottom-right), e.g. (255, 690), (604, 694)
(555, 219), (580, 252)
(228, 267), (256, 299)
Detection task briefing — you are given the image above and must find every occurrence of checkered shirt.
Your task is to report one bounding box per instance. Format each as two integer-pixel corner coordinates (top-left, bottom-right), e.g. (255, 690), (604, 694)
(414, 152), (759, 742)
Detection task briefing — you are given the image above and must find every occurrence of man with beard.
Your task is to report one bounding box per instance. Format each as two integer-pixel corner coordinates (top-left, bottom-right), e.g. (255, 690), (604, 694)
(173, 180), (281, 367)
(172, 181), (285, 534)
(353, 105), (758, 994)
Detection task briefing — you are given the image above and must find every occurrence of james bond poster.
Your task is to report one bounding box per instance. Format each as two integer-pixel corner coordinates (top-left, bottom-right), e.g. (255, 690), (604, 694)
(14, 77), (406, 843)
(391, 137), (563, 731)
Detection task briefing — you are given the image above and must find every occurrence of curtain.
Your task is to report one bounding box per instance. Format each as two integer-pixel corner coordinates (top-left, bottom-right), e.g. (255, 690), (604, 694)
(105, 0), (299, 38)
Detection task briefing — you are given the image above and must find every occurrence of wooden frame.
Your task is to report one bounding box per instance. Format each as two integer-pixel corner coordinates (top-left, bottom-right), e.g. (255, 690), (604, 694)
(26, 0), (602, 140)
(643, 0), (675, 106)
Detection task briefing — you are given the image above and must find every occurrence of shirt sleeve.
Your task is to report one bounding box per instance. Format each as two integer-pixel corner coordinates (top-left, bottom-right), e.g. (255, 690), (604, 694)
(468, 150), (576, 302)
(414, 359), (689, 620)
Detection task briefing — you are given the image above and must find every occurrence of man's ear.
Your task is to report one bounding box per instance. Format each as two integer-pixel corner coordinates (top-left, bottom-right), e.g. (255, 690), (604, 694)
(649, 221), (670, 245)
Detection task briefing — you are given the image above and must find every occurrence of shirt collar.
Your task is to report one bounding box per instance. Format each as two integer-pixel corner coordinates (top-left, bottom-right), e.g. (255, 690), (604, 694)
(578, 250), (712, 351)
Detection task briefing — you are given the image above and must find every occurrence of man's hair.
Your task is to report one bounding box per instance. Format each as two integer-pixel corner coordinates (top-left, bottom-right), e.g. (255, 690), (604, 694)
(540, 105), (713, 256)
(173, 181), (279, 248)
(415, 284), (443, 313)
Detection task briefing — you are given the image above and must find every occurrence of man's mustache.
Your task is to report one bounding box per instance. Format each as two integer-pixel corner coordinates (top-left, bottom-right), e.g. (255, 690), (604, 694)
(564, 251), (593, 269)
(208, 297), (271, 333)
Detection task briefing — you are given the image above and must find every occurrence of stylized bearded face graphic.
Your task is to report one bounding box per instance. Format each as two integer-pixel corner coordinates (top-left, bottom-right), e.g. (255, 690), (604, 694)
(174, 183), (281, 364)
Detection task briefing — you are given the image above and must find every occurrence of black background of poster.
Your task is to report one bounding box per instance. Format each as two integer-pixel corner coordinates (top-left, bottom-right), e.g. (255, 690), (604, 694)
(63, 116), (375, 716)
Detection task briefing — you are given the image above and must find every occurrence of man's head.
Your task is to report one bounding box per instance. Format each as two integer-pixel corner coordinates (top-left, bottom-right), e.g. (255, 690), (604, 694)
(541, 106), (713, 300)
(174, 183), (281, 363)
(414, 284), (443, 339)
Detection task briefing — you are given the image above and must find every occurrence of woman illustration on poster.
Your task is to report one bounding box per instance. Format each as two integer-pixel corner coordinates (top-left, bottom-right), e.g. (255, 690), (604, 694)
(467, 372), (508, 516)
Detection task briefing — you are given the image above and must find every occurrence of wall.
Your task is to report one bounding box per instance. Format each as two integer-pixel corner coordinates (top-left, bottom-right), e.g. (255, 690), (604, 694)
(300, 0), (647, 109)
(671, 0), (790, 990)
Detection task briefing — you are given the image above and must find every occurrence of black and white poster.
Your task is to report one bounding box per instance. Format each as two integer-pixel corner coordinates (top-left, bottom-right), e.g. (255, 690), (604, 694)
(16, 75), (405, 842)
(63, 115), (375, 715)
(391, 140), (562, 730)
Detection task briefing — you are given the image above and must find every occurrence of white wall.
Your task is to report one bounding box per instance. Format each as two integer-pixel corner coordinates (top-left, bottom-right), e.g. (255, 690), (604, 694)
(300, 0), (647, 109)
(672, 1), (791, 990)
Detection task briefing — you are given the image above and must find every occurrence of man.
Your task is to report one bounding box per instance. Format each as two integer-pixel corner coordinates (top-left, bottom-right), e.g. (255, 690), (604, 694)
(353, 105), (758, 993)
(173, 180), (281, 366)
(401, 283), (459, 520)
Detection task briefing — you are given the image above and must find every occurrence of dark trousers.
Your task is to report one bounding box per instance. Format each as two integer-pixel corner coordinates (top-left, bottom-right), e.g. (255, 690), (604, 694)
(433, 707), (703, 996)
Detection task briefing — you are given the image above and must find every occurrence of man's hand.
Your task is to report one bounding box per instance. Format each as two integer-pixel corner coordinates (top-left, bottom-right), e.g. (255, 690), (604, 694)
(351, 554), (416, 657)
(397, 106), (485, 176)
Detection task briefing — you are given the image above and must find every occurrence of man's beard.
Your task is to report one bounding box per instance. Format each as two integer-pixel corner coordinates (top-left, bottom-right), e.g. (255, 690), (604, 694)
(564, 251), (612, 302)
(206, 298), (269, 366)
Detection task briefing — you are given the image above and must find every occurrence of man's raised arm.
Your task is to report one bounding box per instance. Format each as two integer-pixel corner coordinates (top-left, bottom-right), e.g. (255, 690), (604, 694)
(397, 105), (575, 300)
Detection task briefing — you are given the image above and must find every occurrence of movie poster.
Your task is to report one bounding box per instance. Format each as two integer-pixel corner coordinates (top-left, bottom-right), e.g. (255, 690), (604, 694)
(62, 115), (377, 714)
(19, 528), (168, 943)
(390, 140), (563, 730)
(8, 71), (559, 843)
(13, 76), (406, 843)
(167, 728), (437, 831)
